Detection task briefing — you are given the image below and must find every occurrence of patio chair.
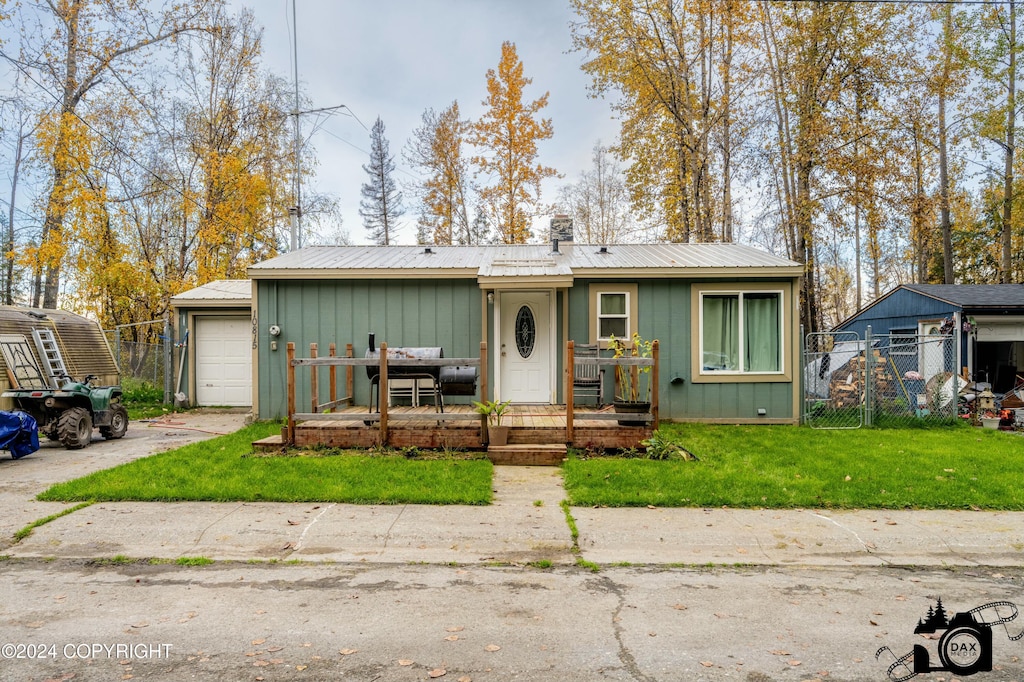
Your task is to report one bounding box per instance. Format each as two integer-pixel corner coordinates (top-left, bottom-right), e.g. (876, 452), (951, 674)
(573, 343), (604, 405)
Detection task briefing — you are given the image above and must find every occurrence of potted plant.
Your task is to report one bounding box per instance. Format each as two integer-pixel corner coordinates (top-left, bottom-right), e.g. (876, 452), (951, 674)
(472, 398), (512, 445)
(610, 332), (653, 425)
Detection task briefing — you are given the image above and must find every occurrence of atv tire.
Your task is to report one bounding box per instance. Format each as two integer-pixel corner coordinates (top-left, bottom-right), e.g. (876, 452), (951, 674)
(100, 405), (128, 440)
(58, 407), (93, 449)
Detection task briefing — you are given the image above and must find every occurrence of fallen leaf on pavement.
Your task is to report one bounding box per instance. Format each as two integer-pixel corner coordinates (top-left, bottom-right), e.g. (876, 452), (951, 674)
(252, 639), (266, 646)
(485, 644), (501, 652)
(446, 626), (464, 632)
(398, 659), (414, 666)
(445, 635), (459, 642)
(339, 648), (358, 655)
(428, 669), (446, 678)
(296, 665), (307, 671)
(700, 661), (713, 667)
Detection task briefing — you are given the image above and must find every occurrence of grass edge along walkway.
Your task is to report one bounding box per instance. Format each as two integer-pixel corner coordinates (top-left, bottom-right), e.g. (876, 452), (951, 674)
(37, 422), (493, 506)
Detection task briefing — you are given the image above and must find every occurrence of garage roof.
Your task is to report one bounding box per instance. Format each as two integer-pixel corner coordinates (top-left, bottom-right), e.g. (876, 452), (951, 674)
(901, 284), (1024, 310)
(170, 280), (252, 307)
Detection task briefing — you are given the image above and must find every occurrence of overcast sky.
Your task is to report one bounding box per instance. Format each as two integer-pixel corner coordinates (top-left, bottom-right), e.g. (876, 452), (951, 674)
(233, 0), (620, 245)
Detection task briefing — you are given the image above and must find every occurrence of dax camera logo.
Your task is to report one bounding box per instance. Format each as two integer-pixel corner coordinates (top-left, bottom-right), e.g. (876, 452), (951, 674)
(876, 599), (1022, 681)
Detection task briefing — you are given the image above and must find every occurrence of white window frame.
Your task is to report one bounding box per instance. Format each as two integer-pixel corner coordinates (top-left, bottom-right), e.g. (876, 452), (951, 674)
(596, 290), (630, 343)
(889, 328), (917, 356)
(698, 289), (785, 376)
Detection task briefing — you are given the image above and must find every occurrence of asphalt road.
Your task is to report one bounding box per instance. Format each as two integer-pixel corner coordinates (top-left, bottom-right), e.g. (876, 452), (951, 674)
(1, 561), (1022, 681)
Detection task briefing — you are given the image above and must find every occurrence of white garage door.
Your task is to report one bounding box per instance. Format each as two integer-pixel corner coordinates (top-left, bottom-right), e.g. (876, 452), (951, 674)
(195, 316), (252, 406)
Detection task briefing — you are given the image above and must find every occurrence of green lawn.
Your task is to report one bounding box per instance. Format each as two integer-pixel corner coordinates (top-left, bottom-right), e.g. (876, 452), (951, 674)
(38, 422), (493, 505)
(564, 422), (1024, 509)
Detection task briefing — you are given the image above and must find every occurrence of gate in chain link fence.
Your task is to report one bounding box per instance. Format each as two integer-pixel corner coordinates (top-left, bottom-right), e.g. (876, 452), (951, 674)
(804, 328), (960, 429)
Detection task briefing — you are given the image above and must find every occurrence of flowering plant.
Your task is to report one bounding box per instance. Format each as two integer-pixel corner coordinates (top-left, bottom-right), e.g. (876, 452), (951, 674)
(609, 332), (653, 403)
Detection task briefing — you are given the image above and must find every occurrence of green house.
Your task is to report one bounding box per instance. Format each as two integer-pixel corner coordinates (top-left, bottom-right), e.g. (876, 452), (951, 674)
(235, 241), (803, 424)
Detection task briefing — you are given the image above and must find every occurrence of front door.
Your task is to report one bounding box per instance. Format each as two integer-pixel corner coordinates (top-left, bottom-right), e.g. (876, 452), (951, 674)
(498, 291), (552, 403)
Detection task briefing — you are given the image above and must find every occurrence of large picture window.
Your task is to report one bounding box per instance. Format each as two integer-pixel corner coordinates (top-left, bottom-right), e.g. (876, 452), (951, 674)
(701, 291), (782, 374)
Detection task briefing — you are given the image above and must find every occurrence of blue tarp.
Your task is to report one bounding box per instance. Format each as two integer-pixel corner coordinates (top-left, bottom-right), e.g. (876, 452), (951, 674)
(0, 410), (39, 459)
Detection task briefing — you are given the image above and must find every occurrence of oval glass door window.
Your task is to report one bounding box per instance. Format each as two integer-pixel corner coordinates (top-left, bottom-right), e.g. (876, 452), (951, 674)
(515, 305), (536, 358)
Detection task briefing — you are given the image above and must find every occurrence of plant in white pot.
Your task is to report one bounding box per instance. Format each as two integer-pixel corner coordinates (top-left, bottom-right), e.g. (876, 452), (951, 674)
(473, 398), (512, 445)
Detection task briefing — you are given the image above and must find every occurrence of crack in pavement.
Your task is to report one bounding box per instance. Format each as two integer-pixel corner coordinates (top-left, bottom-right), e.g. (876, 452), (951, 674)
(590, 575), (657, 682)
(293, 503), (335, 551)
(810, 511), (893, 565)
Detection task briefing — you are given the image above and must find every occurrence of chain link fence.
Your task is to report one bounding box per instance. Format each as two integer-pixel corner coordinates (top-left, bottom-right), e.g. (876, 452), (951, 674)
(804, 329), (960, 429)
(103, 319), (172, 398)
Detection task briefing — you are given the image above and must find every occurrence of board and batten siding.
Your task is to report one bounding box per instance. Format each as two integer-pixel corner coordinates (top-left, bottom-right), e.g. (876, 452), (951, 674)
(256, 278), (483, 419)
(568, 278), (795, 422)
(837, 288), (957, 338)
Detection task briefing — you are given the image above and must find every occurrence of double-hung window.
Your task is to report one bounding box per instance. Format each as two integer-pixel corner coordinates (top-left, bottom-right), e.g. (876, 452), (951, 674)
(597, 292), (628, 340)
(700, 290), (783, 374)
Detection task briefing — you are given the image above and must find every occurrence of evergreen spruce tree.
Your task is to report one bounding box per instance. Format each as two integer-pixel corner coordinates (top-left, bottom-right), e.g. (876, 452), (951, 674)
(359, 117), (404, 245)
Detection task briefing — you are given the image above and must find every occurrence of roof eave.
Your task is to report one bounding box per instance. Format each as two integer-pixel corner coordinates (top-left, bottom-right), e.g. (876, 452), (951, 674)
(248, 268), (480, 280)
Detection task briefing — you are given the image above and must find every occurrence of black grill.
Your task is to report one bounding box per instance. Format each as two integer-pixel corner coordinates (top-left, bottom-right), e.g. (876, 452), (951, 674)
(364, 334), (477, 406)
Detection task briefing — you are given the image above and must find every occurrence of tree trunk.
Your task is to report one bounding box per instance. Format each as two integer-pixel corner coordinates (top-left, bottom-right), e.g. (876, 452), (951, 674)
(938, 6), (954, 285)
(1002, 0), (1016, 283)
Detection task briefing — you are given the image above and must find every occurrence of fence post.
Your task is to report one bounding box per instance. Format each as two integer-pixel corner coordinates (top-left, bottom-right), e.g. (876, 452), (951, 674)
(379, 342), (388, 445)
(864, 326), (873, 427)
(310, 343), (318, 413)
(163, 314), (172, 404)
(328, 343), (337, 412)
(479, 342), (488, 444)
(651, 340), (659, 430)
(345, 343), (354, 406)
(286, 342), (296, 445)
(566, 341), (574, 445)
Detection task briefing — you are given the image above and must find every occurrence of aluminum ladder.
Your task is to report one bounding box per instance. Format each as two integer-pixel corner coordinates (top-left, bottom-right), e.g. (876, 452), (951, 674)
(32, 328), (68, 387)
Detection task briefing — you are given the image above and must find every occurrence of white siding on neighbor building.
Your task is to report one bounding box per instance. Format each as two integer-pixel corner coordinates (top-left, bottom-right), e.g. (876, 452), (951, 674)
(195, 316), (251, 406)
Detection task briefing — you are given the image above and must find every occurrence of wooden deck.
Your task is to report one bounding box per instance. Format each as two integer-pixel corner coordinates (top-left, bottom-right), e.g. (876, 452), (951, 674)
(256, 404), (653, 452)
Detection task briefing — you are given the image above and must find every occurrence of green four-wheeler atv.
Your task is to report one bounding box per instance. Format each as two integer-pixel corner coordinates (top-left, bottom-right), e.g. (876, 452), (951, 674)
(3, 374), (128, 449)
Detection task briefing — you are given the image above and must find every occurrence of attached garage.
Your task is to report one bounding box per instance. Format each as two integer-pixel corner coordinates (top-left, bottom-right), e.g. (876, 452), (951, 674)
(170, 280), (253, 410)
(195, 316), (251, 406)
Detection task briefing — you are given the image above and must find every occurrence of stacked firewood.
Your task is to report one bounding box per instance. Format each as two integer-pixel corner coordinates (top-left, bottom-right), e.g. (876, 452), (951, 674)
(828, 351), (890, 408)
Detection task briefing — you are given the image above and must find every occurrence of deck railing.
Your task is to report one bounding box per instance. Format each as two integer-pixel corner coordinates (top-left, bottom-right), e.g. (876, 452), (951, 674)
(285, 341), (488, 445)
(565, 339), (659, 443)
(283, 339), (656, 447)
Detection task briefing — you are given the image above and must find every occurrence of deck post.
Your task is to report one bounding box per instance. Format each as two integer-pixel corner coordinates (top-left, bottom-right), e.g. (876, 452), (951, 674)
(345, 343), (354, 406)
(566, 340), (574, 444)
(286, 342), (296, 445)
(328, 343), (337, 412)
(309, 343), (318, 413)
(479, 341), (488, 443)
(651, 340), (660, 429)
(379, 342), (389, 444)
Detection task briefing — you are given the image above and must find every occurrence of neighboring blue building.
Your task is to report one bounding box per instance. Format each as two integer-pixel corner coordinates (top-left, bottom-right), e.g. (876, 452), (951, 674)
(835, 284), (1024, 394)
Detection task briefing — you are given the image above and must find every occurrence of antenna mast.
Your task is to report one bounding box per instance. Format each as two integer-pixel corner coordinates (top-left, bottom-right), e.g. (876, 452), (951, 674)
(289, 0), (301, 251)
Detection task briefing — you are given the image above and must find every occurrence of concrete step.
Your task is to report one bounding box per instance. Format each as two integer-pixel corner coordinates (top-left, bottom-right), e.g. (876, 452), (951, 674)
(486, 443), (567, 466)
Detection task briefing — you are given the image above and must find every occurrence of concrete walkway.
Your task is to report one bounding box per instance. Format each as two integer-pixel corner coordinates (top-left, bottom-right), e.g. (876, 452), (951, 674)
(7, 462), (1024, 567)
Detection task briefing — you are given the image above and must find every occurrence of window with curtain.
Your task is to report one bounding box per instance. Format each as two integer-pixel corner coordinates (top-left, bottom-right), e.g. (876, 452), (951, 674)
(701, 291), (782, 373)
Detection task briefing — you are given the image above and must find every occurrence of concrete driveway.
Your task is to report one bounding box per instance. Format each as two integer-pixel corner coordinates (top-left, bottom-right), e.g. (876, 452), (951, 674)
(0, 410), (249, 548)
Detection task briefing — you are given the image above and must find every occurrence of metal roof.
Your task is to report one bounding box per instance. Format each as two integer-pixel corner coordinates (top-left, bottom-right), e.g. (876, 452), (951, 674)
(902, 284), (1024, 309)
(248, 243), (801, 280)
(170, 279), (251, 304)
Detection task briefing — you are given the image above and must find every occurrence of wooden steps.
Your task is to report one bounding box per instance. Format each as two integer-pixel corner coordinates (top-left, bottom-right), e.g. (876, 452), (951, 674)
(486, 443), (567, 466)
